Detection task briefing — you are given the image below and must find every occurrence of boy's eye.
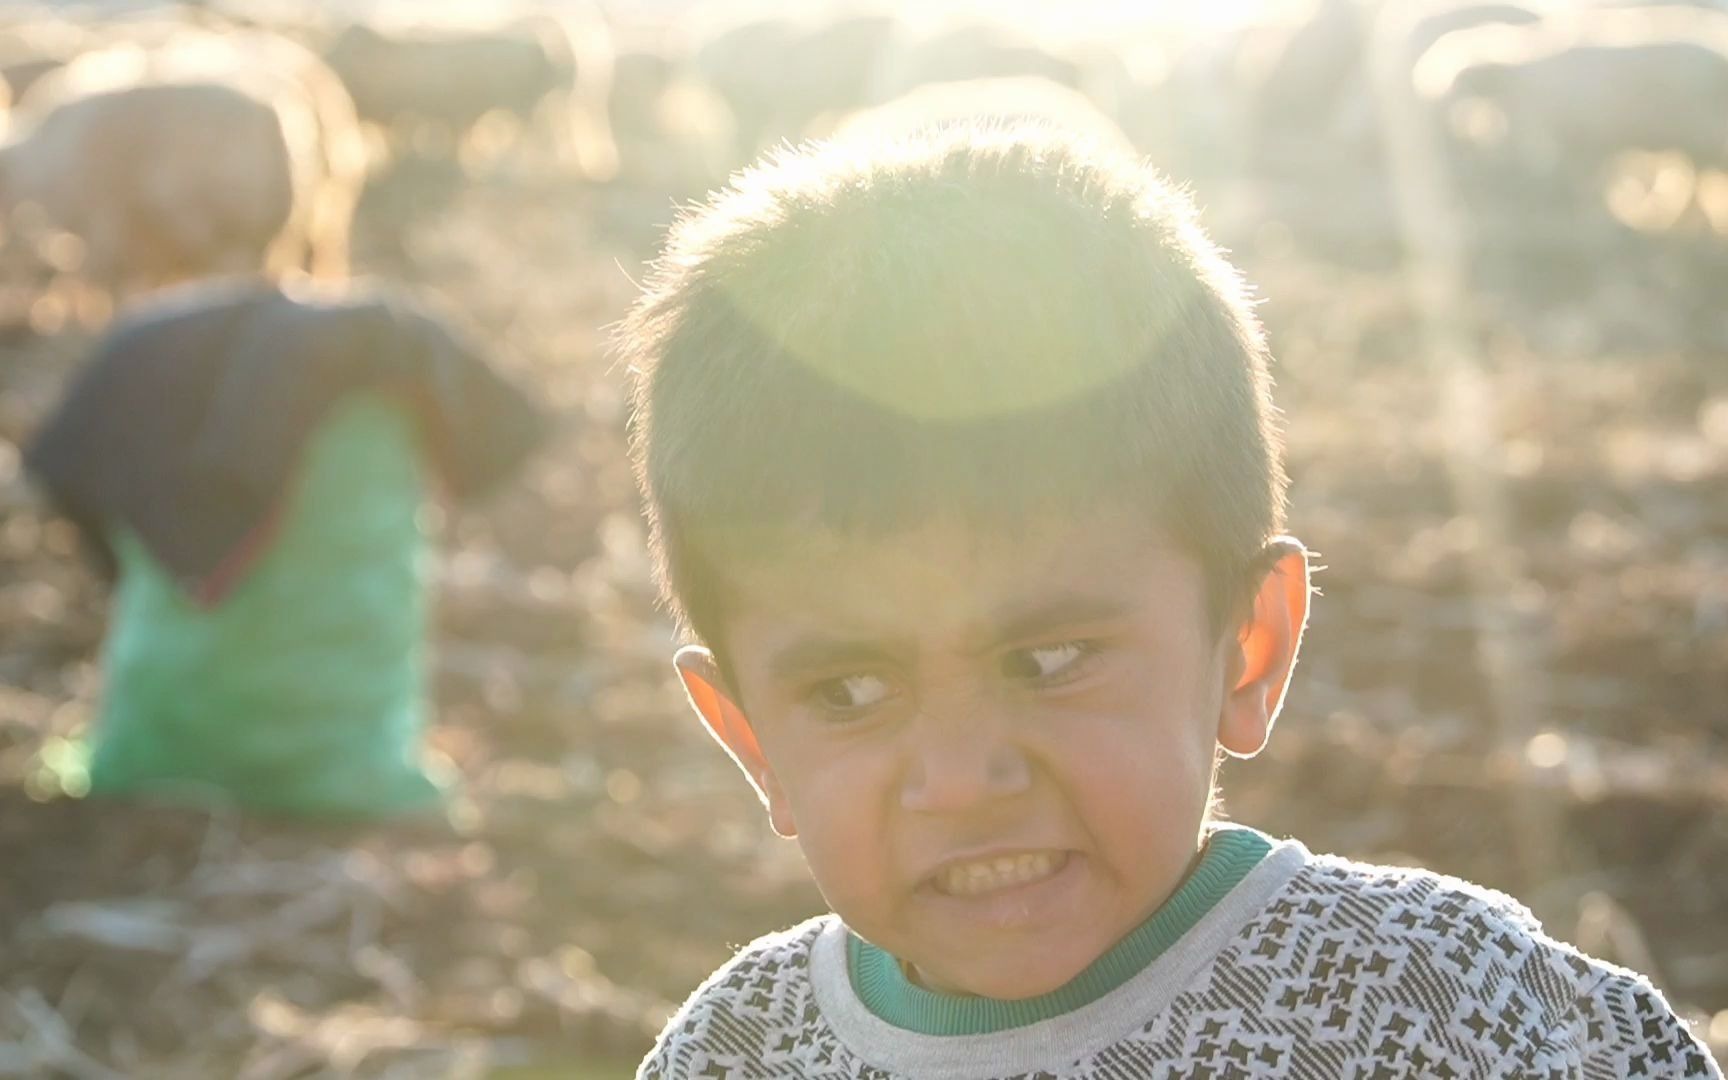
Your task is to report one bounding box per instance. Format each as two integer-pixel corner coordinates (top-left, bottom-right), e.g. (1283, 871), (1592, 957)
(1001, 641), (1095, 682)
(811, 673), (892, 712)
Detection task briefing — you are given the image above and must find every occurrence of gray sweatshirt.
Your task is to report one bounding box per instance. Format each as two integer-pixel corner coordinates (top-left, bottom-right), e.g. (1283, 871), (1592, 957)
(639, 833), (1720, 1078)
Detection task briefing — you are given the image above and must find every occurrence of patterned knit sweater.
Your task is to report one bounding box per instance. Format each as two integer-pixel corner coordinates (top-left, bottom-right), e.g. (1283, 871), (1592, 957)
(640, 835), (1720, 1078)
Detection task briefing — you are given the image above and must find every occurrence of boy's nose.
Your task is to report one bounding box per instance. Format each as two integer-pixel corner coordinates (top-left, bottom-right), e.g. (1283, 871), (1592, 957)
(899, 714), (1032, 814)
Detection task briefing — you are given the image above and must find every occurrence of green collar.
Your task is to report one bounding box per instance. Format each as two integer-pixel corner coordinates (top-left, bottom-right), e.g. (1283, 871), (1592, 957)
(847, 825), (1272, 1035)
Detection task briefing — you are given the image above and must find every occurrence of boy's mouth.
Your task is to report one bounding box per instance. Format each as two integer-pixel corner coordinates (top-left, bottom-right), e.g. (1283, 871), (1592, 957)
(932, 850), (1070, 897)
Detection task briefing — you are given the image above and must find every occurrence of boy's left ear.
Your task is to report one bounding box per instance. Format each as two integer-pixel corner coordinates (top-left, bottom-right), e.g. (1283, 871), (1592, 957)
(672, 645), (798, 839)
(1219, 537), (1311, 759)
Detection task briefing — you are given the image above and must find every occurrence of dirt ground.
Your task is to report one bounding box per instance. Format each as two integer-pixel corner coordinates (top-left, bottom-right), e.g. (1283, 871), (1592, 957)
(0, 146), (1725, 1076)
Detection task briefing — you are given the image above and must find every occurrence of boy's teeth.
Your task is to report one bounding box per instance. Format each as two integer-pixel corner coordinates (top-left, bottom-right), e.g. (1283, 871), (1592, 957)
(938, 852), (1061, 897)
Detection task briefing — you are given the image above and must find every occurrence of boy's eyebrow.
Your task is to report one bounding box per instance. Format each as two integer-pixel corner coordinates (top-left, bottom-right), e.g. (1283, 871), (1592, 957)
(985, 595), (1137, 649)
(766, 594), (1137, 679)
(766, 636), (905, 681)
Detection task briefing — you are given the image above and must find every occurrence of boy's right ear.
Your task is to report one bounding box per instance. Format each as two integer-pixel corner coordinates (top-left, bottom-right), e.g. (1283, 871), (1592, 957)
(671, 645), (795, 838)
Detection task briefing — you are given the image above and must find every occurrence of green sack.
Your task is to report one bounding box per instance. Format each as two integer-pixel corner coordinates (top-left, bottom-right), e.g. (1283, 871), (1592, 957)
(85, 395), (449, 819)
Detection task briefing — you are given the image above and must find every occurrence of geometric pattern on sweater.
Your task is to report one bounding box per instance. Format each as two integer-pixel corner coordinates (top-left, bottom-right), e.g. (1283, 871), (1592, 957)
(638, 838), (1721, 1079)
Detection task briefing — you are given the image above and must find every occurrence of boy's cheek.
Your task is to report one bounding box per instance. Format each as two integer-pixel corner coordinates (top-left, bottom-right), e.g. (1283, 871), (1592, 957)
(780, 759), (901, 859)
(794, 813), (902, 916)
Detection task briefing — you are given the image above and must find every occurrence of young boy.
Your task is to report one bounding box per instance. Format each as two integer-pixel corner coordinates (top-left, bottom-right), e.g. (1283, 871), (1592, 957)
(620, 128), (1719, 1077)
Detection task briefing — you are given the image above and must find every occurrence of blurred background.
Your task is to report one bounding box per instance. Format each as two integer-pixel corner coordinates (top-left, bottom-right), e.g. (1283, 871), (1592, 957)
(0, 0), (1724, 1075)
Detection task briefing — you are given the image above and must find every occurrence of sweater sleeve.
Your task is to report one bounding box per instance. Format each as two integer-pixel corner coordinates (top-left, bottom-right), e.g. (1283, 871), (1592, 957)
(635, 1035), (680, 1079)
(634, 917), (840, 1079)
(1564, 970), (1722, 1078)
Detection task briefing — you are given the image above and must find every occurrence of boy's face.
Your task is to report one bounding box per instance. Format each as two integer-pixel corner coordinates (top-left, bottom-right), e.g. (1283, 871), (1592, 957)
(677, 512), (1307, 1001)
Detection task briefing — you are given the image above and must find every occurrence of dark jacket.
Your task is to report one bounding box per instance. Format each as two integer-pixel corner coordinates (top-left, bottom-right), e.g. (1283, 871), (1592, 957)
(25, 279), (546, 602)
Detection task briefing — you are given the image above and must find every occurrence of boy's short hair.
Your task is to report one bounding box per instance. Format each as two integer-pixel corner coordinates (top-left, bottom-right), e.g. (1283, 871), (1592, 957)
(621, 125), (1287, 661)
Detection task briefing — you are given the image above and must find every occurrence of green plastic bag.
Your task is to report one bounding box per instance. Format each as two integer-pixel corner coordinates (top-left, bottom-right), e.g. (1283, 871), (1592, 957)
(85, 395), (449, 818)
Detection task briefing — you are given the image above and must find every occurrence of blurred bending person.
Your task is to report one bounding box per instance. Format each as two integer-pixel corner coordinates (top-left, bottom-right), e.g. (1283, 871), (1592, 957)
(25, 279), (544, 818)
